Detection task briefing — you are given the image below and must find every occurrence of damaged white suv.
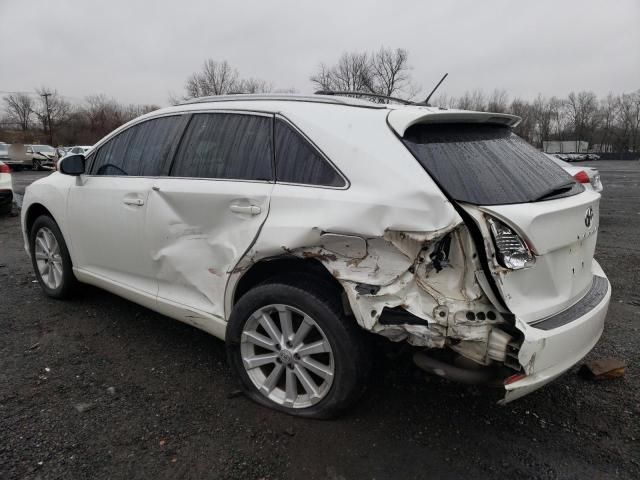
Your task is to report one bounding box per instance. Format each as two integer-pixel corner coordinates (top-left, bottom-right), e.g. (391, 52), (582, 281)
(22, 94), (611, 418)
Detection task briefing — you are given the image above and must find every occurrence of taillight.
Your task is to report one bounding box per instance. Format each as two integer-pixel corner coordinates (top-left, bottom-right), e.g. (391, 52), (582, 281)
(573, 170), (590, 183)
(0, 163), (10, 174)
(487, 217), (536, 270)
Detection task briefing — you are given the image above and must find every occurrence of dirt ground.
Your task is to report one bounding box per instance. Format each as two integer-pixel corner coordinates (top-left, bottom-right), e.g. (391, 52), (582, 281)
(1, 162), (638, 480)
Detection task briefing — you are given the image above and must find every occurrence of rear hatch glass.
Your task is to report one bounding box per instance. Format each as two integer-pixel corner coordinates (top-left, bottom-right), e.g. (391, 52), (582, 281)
(402, 123), (582, 206)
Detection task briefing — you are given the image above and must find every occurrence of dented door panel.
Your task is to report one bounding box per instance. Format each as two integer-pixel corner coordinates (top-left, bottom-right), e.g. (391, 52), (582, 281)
(146, 178), (273, 323)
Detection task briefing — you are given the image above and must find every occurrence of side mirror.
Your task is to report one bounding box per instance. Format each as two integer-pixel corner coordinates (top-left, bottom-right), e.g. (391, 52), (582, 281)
(59, 154), (85, 176)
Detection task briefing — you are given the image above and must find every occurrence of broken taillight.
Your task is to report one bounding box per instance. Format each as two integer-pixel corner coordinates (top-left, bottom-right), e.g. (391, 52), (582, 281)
(487, 217), (536, 270)
(573, 170), (590, 184)
(504, 373), (527, 385)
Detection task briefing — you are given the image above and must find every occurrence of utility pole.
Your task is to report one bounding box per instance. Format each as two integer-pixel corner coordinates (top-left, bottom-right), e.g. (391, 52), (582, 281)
(41, 91), (53, 145)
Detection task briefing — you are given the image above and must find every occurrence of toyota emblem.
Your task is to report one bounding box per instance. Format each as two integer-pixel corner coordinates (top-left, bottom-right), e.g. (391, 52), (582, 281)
(585, 207), (594, 227)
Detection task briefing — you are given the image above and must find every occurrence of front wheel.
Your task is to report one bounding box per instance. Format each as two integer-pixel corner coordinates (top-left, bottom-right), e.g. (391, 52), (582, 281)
(226, 278), (371, 418)
(29, 215), (77, 298)
(32, 159), (42, 171)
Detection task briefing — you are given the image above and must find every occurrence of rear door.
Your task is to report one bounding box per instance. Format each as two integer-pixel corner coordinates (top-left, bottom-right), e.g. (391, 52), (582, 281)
(145, 111), (274, 320)
(67, 115), (186, 295)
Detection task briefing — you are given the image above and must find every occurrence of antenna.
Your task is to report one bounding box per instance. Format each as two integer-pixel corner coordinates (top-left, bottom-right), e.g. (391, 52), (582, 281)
(424, 73), (448, 106)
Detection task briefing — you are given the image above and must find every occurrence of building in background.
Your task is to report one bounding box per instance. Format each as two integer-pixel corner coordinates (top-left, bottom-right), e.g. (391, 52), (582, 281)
(543, 140), (589, 153)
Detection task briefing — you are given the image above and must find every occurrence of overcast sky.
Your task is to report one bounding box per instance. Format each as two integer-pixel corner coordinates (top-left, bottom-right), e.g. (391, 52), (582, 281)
(1, 0), (638, 106)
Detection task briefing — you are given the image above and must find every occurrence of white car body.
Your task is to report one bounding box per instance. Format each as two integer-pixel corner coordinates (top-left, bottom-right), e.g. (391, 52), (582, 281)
(21, 94), (610, 406)
(545, 153), (603, 192)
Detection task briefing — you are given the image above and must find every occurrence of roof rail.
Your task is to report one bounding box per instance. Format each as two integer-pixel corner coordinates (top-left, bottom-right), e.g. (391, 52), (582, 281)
(179, 93), (385, 108)
(314, 90), (417, 106)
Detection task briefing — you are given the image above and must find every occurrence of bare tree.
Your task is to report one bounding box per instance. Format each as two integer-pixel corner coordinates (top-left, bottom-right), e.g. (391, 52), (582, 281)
(185, 60), (240, 98)
(456, 89), (486, 111)
(597, 93), (619, 152)
(236, 77), (273, 94)
(566, 91), (600, 149)
(618, 90), (640, 152)
(3, 93), (34, 131)
(510, 98), (535, 144)
(487, 89), (509, 113)
(311, 52), (372, 93)
(311, 48), (416, 101)
(532, 94), (553, 148)
(369, 47), (414, 98)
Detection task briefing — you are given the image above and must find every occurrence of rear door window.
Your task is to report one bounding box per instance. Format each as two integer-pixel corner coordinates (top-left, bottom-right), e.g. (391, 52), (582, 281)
(401, 123), (582, 205)
(274, 119), (345, 187)
(90, 116), (183, 176)
(170, 113), (273, 181)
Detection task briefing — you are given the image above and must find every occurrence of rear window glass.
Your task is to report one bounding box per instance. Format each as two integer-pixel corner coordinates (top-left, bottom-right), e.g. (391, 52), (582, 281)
(402, 124), (582, 205)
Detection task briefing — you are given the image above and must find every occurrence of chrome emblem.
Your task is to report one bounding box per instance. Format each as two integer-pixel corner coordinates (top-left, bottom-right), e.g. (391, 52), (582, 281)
(585, 207), (594, 227)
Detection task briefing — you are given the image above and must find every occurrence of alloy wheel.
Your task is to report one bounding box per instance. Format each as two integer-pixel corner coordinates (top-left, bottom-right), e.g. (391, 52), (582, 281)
(240, 304), (335, 408)
(34, 227), (63, 290)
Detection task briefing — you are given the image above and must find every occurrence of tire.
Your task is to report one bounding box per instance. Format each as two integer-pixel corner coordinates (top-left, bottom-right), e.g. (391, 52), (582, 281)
(29, 215), (77, 298)
(0, 202), (11, 215)
(32, 159), (42, 171)
(226, 276), (371, 419)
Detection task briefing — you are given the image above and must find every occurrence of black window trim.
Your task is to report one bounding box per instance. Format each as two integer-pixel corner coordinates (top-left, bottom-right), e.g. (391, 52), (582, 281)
(164, 109), (276, 184)
(274, 114), (350, 190)
(85, 112), (189, 178)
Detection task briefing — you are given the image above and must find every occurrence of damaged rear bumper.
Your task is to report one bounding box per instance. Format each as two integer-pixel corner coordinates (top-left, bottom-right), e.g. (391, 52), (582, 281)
(502, 261), (611, 403)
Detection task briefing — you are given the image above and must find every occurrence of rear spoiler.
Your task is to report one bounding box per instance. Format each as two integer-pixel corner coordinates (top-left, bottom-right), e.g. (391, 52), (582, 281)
(387, 109), (521, 137)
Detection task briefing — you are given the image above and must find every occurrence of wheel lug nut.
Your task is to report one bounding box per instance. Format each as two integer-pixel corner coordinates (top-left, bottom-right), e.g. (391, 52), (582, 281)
(275, 344), (281, 350)
(286, 341), (292, 348)
(293, 354), (300, 360)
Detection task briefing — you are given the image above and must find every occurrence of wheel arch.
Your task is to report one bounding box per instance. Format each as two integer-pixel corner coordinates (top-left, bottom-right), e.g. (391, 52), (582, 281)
(25, 202), (55, 236)
(231, 256), (347, 311)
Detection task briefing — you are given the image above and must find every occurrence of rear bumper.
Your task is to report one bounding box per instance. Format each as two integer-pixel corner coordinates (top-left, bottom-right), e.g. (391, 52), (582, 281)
(502, 260), (610, 403)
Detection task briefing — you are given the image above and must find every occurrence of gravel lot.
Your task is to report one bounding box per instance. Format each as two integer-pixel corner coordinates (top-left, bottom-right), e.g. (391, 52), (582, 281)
(1, 162), (638, 480)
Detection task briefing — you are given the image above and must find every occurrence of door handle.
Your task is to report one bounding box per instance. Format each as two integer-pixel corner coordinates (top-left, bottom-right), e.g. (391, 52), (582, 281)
(229, 204), (261, 215)
(123, 198), (144, 206)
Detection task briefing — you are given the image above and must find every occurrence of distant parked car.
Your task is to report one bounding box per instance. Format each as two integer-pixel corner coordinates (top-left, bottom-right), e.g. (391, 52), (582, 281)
(27, 145), (57, 170)
(7, 144), (56, 170)
(585, 153), (600, 161)
(564, 153), (587, 162)
(66, 146), (92, 155)
(545, 154), (603, 192)
(0, 160), (13, 214)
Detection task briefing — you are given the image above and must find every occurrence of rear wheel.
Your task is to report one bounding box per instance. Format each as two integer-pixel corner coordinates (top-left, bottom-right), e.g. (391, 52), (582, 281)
(226, 277), (371, 418)
(29, 215), (76, 298)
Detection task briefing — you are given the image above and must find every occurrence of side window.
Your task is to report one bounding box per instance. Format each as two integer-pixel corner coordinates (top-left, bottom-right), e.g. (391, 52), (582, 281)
(170, 113), (273, 181)
(90, 126), (137, 176)
(274, 119), (345, 187)
(90, 116), (182, 176)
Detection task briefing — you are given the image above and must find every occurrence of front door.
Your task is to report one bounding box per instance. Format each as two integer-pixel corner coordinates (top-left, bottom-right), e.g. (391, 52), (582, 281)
(67, 115), (187, 297)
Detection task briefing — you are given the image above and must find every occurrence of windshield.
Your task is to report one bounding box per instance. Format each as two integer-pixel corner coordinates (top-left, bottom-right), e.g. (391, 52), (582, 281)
(401, 123), (582, 205)
(33, 145), (55, 153)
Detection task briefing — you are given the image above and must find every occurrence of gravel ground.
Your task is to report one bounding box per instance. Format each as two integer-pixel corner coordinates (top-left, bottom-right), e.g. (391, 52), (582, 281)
(1, 161), (638, 480)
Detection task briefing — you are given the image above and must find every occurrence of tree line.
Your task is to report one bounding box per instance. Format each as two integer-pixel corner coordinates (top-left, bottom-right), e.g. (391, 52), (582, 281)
(2, 47), (639, 152)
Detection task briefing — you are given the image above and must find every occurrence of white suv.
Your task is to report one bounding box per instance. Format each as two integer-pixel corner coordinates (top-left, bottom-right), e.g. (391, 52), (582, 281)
(21, 94), (611, 418)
